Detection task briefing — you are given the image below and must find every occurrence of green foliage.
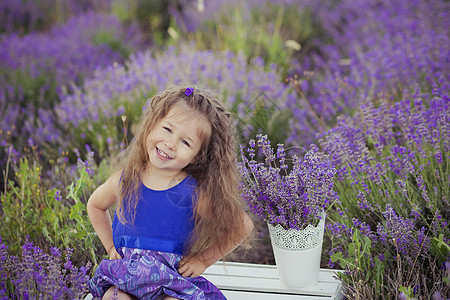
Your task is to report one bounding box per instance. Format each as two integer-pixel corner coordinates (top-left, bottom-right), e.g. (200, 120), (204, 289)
(65, 165), (104, 268)
(191, 1), (317, 75)
(430, 234), (450, 265)
(398, 286), (416, 299)
(92, 30), (133, 58)
(331, 231), (385, 292)
(113, 0), (181, 45)
(0, 153), (104, 268)
(231, 92), (293, 148)
(1, 158), (68, 253)
(111, 0), (138, 24)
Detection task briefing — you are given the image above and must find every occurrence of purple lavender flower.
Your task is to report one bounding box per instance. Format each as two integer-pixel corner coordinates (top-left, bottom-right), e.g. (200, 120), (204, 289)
(53, 43), (295, 157)
(54, 190), (62, 202)
(376, 205), (427, 259)
(319, 79), (448, 296)
(0, 11), (146, 152)
(238, 135), (337, 230)
(285, 0), (449, 147)
(0, 235), (91, 298)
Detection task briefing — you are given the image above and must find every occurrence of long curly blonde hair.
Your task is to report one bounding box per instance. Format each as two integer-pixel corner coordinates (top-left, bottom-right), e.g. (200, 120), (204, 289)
(115, 85), (247, 259)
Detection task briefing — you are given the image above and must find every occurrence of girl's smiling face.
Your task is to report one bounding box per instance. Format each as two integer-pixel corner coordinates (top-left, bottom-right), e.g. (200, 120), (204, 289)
(145, 101), (211, 176)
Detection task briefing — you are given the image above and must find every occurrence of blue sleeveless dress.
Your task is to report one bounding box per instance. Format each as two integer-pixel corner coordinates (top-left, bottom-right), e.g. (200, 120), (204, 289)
(88, 176), (226, 299)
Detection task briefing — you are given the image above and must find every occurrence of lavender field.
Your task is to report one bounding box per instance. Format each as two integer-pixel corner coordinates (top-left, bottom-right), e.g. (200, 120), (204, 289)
(0, 0), (449, 298)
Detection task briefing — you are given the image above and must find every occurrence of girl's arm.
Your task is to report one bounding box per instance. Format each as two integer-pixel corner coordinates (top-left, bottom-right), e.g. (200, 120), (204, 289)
(178, 211), (254, 277)
(87, 172), (122, 259)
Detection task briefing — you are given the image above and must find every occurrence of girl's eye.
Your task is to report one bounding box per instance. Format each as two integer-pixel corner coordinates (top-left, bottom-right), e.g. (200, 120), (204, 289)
(181, 140), (190, 147)
(163, 127), (172, 133)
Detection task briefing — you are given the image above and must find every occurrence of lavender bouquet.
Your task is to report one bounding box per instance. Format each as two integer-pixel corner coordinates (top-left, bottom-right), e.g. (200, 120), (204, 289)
(238, 134), (337, 230)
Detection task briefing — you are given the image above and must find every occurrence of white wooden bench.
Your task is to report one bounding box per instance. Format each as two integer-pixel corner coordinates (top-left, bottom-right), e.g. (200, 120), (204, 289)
(85, 262), (343, 299)
(203, 262), (343, 299)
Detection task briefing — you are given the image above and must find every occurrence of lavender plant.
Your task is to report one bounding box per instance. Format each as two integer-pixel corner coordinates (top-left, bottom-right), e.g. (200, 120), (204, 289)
(320, 87), (449, 298)
(53, 44), (295, 157)
(0, 0), (112, 34)
(238, 134), (337, 230)
(284, 0), (450, 147)
(0, 235), (91, 299)
(0, 11), (145, 152)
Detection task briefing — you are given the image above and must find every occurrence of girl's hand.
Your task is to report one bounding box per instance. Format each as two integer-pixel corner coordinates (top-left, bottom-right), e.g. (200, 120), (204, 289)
(108, 248), (122, 260)
(178, 256), (208, 278)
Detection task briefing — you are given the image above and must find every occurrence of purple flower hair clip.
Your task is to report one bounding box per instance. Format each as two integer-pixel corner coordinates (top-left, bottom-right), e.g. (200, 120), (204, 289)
(185, 87), (194, 96)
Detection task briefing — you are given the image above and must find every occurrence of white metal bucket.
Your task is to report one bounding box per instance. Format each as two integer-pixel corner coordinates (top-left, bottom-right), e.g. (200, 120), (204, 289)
(268, 213), (325, 289)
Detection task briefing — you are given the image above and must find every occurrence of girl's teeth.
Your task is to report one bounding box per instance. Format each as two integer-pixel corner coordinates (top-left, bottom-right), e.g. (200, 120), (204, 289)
(158, 148), (170, 159)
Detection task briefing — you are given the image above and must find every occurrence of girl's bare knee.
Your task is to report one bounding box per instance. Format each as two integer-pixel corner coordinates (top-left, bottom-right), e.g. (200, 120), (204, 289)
(164, 297), (179, 300)
(102, 286), (135, 300)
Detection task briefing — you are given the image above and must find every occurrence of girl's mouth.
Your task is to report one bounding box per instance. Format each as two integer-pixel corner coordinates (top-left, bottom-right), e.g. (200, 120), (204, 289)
(156, 147), (172, 159)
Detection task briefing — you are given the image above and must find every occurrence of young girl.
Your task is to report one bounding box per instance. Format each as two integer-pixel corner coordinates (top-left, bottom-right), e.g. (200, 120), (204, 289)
(87, 86), (254, 300)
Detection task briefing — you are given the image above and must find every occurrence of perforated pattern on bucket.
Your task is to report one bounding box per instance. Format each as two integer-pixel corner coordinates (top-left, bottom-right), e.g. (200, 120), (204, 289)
(268, 215), (325, 251)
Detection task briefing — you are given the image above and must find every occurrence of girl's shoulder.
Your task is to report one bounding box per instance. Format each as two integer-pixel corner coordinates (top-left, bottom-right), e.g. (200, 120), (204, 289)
(87, 171), (122, 210)
(103, 171), (122, 195)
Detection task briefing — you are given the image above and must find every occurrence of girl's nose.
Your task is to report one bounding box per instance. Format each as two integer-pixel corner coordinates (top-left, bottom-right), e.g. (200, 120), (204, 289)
(164, 138), (176, 150)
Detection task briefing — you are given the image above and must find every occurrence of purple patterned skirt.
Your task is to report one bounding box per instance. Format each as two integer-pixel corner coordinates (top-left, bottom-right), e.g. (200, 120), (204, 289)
(89, 247), (226, 300)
